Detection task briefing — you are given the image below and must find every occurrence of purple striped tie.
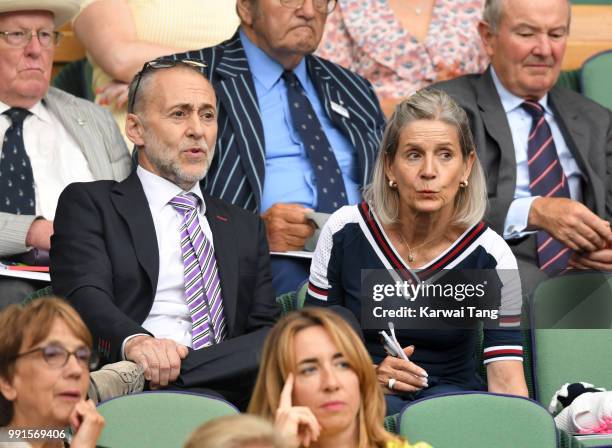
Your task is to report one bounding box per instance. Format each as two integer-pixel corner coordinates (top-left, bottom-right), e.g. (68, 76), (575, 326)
(521, 101), (571, 274)
(170, 193), (227, 349)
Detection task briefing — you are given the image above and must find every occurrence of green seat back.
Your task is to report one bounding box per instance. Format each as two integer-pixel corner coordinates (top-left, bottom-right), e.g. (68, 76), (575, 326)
(296, 281), (308, 309)
(399, 392), (558, 448)
(531, 273), (612, 406)
(556, 69), (581, 92)
(580, 50), (612, 110)
(96, 392), (238, 448)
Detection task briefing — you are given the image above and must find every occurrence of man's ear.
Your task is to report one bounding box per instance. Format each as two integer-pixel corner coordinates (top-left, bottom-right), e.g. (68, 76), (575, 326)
(478, 20), (496, 58)
(125, 113), (145, 148)
(236, 0), (255, 26)
(0, 375), (17, 402)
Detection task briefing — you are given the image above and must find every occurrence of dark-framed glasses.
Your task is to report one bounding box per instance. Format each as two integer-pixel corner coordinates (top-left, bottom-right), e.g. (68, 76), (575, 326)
(280, 0), (337, 13)
(0, 29), (62, 48)
(13, 343), (98, 370)
(128, 57), (207, 113)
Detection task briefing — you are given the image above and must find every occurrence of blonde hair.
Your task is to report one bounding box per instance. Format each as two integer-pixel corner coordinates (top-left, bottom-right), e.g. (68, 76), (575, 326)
(248, 308), (403, 448)
(0, 297), (92, 425)
(185, 414), (289, 448)
(363, 89), (487, 227)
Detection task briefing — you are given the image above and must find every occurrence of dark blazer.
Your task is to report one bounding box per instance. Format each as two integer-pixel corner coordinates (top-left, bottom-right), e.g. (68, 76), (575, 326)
(50, 172), (279, 395)
(171, 31), (386, 212)
(433, 68), (612, 284)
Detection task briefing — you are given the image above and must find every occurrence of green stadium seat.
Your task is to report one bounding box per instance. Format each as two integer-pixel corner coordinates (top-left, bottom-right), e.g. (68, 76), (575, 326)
(530, 272), (612, 406)
(399, 392), (558, 448)
(96, 391), (238, 448)
(580, 50), (612, 110)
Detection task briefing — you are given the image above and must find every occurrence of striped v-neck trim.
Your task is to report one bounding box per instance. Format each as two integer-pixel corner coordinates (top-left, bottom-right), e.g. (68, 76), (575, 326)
(357, 201), (488, 282)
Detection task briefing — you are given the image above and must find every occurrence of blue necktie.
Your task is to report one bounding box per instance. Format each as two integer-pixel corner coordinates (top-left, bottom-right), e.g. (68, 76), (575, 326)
(0, 108), (34, 215)
(282, 71), (348, 213)
(522, 101), (571, 274)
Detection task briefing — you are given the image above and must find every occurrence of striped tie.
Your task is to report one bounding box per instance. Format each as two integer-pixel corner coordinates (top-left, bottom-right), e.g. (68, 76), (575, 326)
(521, 101), (571, 274)
(170, 193), (227, 349)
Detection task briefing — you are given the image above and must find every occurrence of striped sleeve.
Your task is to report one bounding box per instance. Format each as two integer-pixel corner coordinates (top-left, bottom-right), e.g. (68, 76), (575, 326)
(306, 206), (358, 306)
(491, 230), (523, 328)
(482, 330), (524, 364)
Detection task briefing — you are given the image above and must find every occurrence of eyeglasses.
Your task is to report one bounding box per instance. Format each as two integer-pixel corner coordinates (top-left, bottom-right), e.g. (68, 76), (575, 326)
(0, 29), (62, 48)
(280, 0), (337, 14)
(13, 344), (98, 370)
(128, 57), (207, 113)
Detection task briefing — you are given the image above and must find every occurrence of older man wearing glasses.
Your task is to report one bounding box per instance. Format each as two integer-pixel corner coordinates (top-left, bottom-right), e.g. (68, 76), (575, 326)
(0, 0), (130, 307)
(169, 0), (387, 295)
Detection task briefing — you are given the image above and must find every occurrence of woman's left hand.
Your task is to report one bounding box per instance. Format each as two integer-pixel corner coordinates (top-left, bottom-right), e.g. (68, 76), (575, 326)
(69, 399), (105, 448)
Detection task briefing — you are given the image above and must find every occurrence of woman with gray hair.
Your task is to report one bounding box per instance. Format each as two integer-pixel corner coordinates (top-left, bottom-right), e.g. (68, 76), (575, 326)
(305, 89), (528, 415)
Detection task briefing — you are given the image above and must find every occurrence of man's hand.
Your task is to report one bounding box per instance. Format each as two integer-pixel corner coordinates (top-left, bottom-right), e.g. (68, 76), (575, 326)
(375, 345), (429, 394)
(528, 198), (612, 252)
(261, 204), (315, 252)
(25, 219), (53, 251)
(124, 335), (189, 389)
(569, 247), (612, 271)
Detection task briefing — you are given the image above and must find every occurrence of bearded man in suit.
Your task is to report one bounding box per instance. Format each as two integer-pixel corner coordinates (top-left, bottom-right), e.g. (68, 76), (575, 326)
(51, 58), (279, 408)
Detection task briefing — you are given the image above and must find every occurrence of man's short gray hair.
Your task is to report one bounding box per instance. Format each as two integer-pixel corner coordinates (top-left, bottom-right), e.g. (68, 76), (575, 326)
(363, 89), (487, 228)
(482, 0), (571, 33)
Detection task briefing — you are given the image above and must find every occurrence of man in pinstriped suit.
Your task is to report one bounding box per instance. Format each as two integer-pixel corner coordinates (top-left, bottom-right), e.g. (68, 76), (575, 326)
(0, 1), (130, 307)
(171, 0), (386, 294)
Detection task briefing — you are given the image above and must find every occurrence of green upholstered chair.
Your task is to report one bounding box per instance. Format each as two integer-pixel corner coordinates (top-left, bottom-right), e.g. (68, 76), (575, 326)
(580, 50), (612, 110)
(530, 272), (612, 406)
(96, 391), (238, 448)
(399, 392), (558, 448)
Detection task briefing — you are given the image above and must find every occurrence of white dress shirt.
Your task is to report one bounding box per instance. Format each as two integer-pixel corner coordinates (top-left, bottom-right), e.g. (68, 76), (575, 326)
(0, 100), (94, 219)
(136, 166), (215, 348)
(490, 69), (584, 239)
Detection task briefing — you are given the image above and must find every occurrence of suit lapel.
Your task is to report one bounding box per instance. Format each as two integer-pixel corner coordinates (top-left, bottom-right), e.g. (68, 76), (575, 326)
(476, 68), (518, 194)
(547, 89), (600, 210)
(44, 89), (114, 179)
(204, 197), (238, 335)
(214, 33), (266, 209)
(110, 172), (159, 293)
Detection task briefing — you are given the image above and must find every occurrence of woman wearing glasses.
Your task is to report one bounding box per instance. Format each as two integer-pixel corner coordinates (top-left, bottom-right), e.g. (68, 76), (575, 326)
(0, 298), (104, 448)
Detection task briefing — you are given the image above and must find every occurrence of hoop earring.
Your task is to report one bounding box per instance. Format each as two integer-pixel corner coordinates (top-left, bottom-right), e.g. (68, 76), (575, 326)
(459, 180), (468, 188)
(389, 179), (397, 189)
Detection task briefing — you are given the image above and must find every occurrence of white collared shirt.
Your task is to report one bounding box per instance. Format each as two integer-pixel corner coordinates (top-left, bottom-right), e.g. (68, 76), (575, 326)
(490, 69), (583, 239)
(0, 99), (94, 219)
(136, 166), (215, 348)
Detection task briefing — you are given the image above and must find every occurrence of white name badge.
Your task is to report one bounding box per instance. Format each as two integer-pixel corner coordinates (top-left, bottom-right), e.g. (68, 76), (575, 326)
(330, 101), (350, 119)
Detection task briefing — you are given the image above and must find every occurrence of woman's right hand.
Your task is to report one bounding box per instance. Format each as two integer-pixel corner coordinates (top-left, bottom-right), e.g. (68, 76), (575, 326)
(69, 399), (105, 447)
(275, 373), (321, 447)
(96, 81), (130, 109)
(375, 345), (429, 394)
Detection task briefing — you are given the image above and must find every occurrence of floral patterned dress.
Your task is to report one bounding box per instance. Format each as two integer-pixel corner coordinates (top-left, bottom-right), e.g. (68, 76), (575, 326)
(316, 0), (488, 102)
